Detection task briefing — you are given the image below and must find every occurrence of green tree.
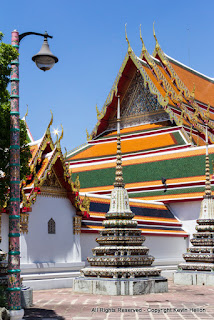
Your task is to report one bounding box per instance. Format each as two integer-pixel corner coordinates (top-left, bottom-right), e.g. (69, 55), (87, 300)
(0, 33), (31, 208)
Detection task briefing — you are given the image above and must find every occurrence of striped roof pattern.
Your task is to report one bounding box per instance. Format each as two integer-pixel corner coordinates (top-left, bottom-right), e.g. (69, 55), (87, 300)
(21, 123), (89, 216)
(81, 195), (188, 237)
(67, 35), (214, 204)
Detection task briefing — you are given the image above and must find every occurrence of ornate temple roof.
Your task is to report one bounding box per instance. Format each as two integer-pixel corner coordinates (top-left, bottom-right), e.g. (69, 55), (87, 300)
(80, 194), (188, 237)
(67, 30), (214, 205)
(21, 114), (90, 216)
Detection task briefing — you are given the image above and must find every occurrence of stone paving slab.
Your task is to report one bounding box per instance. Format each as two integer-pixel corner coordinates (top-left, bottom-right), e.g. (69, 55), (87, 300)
(23, 280), (214, 320)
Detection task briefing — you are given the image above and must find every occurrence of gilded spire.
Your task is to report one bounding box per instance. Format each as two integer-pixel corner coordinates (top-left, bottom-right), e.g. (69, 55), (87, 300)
(48, 110), (53, 129)
(86, 128), (92, 141)
(58, 124), (64, 143)
(204, 123), (212, 198)
(96, 104), (102, 120)
(139, 24), (146, 55)
(24, 104), (28, 120)
(153, 22), (160, 52)
(114, 96), (125, 188)
(125, 23), (132, 54)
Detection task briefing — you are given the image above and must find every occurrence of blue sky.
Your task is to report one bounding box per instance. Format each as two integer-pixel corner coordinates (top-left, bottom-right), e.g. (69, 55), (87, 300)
(1, 0), (214, 153)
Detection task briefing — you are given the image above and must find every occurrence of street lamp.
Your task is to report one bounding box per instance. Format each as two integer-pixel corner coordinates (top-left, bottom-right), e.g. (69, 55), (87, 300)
(9, 30), (58, 320)
(32, 32), (58, 71)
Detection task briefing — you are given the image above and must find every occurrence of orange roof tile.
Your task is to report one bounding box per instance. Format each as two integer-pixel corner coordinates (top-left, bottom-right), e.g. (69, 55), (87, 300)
(105, 122), (170, 137)
(170, 60), (214, 106)
(143, 66), (175, 106)
(71, 133), (177, 161)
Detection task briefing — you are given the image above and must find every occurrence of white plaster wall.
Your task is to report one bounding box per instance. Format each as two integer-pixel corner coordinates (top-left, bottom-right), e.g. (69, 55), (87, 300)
(144, 236), (188, 265)
(80, 232), (187, 266)
(81, 233), (97, 264)
(169, 201), (201, 221)
(1, 213), (9, 253)
(20, 195), (81, 265)
(169, 201), (201, 242)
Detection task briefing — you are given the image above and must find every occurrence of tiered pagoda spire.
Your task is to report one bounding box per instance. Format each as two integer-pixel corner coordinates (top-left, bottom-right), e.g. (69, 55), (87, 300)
(177, 124), (214, 273)
(79, 96), (164, 280)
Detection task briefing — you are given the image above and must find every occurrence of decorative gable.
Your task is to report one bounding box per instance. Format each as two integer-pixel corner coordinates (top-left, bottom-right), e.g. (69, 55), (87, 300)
(41, 169), (67, 198)
(107, 72), (169, 131)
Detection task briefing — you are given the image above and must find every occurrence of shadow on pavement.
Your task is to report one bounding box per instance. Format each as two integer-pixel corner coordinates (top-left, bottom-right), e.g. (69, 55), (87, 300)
(24, 308), (65, 320)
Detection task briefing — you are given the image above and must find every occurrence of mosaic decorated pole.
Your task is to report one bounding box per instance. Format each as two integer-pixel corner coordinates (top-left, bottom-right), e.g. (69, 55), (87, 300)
(8, 30), (58, 317)
(8, 30), (22, 312)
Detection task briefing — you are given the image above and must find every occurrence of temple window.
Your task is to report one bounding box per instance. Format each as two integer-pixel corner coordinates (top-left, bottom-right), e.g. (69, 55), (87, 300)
(48, 218), (56, 234)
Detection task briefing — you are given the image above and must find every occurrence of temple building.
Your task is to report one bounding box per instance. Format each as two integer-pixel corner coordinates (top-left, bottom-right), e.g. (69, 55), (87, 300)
(66, 28), (214, 274)
(1, 113), (90, 290)
(1, 28), (214, 290)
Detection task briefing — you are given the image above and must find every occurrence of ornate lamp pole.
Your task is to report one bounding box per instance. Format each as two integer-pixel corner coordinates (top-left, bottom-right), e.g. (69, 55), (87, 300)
(9, 30), (58, 320)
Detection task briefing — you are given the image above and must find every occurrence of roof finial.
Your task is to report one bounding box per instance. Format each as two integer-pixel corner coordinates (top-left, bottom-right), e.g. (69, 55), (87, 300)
(204, 123), (212, 198)
(86, 128), (92, 141)
(153, 21), (160, 51)
(58, 124), (64, 143)
(125, 23), (132, 54)
(23, 104), (28, 120)
(114, 95), (125, 188)
(96, 104), (102, 120)
(48, 110), (53, 129)
(139, 24), (146, 55)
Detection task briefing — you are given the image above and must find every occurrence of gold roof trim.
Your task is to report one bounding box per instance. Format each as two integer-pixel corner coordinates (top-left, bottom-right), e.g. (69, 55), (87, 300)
(151, 33), (190, 100)
(139, 25), (179, 102)
(47, 110), (53, 130)
(23, 104), (28, 120)
(153, 22), (160, 52)
(125, 23), (132, 55)
(90, 52), (130, 139)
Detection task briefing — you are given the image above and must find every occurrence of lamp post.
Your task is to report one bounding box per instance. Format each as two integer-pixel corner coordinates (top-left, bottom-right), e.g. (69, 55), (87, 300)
(9, 30), (58, 320)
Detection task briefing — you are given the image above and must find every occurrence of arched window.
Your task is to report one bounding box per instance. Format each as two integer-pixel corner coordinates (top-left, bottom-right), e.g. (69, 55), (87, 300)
(48, 218), (56, 234)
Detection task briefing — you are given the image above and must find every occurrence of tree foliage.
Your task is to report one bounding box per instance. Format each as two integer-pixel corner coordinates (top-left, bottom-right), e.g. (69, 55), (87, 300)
(0, 33), (31, 208)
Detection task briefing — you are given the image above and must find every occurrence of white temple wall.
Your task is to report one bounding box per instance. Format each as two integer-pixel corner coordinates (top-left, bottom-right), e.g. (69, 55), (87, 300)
(144, 236), (188, 266)
(80, 232), (187, 266)
(169, 200), (201, 242)
(20, 195), (82, 268)
(81, 233), (97, 264)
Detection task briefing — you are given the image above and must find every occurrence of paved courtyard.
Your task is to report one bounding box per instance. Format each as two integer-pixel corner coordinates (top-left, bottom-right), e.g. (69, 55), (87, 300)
(23, 280), (214, 320)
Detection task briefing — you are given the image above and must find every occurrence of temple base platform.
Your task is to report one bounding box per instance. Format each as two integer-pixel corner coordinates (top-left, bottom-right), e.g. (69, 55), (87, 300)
(174, 271), (214, 286)
(73, 276), (168, 295)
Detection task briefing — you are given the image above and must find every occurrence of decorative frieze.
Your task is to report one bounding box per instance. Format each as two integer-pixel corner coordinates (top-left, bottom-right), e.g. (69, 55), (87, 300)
(73, 216), (82, 234)
(20, 213), (29, 234)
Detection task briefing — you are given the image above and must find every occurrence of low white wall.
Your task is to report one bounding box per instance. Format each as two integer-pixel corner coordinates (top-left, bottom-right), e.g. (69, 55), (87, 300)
(80, 233), (97, 264)
(80, 232), (187, 266)
(169, 200), (201, 241)
(144, 235), (187, 265)
(20, 195), (81, 268)
(169, 201), (201, 221)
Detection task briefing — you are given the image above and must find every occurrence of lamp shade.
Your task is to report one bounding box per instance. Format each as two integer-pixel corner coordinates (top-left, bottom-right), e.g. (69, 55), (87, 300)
(32, 35), (58, 71)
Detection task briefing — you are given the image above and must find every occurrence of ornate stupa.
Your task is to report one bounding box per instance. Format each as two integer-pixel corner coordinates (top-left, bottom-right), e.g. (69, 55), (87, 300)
(74, 96), (168, 295)
(174, 124), (214, 285)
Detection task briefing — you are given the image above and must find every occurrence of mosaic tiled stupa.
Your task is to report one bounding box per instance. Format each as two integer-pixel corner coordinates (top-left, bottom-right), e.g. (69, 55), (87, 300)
(74, 97), (168, 295)
(174, 125), (214, 285)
